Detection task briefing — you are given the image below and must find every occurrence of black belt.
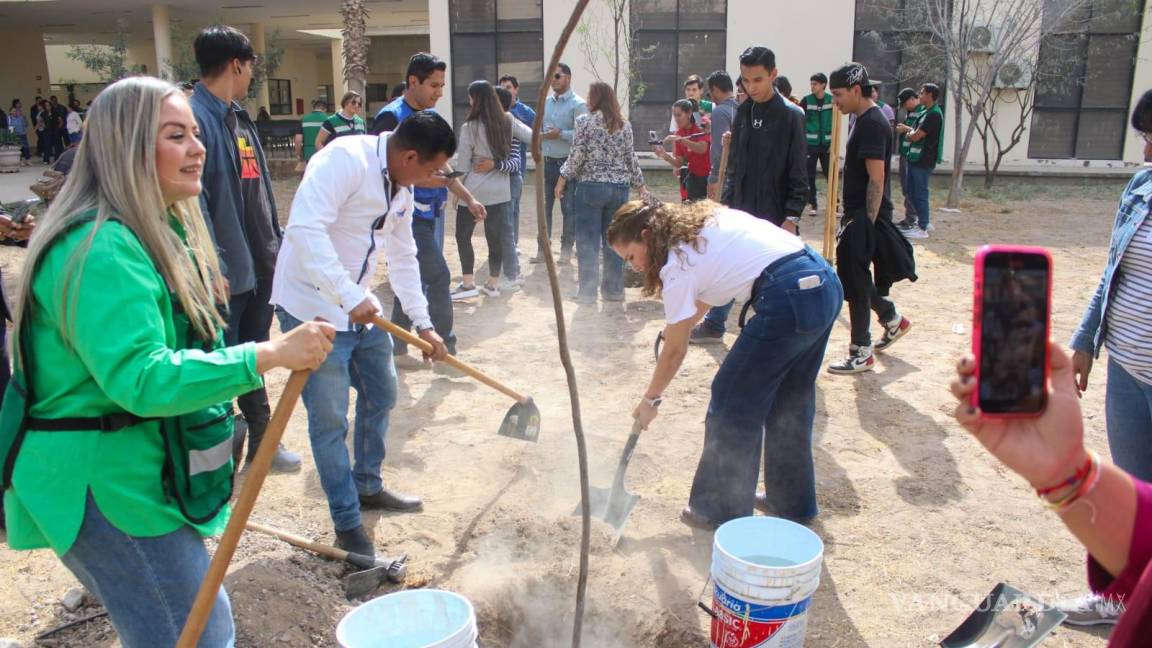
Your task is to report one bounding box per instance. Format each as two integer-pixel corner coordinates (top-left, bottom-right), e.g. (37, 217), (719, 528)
(26, 412), (154, 432)
(737, 248), (813, 329)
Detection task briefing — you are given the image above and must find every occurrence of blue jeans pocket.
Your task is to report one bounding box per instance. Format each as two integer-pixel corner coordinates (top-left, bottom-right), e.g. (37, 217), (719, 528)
(787, 278), (835, 335)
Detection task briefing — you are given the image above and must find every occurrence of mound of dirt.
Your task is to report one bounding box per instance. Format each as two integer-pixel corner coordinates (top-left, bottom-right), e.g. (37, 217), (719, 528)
(226, 556), (351, 646)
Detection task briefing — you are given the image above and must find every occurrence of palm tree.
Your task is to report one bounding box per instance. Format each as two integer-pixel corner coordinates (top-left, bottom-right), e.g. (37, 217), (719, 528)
(340, 0), (370, 96)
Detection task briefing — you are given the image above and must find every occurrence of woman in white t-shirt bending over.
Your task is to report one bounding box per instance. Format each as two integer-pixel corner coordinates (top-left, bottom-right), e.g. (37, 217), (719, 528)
(608, 199), (843, 529)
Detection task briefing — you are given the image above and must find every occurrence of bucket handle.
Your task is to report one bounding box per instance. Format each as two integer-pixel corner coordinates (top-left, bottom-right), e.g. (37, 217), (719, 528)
(695, 574), (718, 619)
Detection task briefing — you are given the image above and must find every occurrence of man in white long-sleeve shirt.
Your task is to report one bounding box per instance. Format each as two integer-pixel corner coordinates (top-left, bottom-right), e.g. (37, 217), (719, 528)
(272, 111), (452, 558)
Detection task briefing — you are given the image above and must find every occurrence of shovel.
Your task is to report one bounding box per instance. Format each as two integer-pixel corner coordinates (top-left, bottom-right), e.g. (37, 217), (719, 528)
(585, 420), (643, 543)
(372, 316), (541, 441)
(246, 521), (407, 599)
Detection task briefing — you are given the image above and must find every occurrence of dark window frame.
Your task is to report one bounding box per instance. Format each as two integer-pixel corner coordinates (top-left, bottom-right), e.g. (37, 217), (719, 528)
(268, 78), (292, 116)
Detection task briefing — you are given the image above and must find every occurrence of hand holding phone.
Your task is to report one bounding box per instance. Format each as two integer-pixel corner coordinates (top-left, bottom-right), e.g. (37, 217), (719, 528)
(971, 245), (1053, 417)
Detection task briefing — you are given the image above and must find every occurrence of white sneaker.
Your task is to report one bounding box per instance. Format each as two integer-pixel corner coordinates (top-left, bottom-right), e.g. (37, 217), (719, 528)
(451, 284), (479, 301)
(479, 284), (501, 297)
(500, 276), (524, 293)
(902, 227), (929, 239)
(827, 345), (875, 375)
(1056, 593), (1124, 626)
(926, 223), (936, 233)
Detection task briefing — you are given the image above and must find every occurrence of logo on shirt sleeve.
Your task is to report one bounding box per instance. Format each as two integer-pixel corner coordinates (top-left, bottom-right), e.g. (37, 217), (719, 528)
(237, 135), (262, 179)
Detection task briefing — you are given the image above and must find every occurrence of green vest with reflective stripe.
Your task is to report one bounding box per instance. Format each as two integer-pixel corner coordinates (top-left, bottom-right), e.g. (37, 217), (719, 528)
(300, 110), (328, 161)
(899, 105), (924, 156)
(323, 113), (367, 141)
(906, 104), (943, 164)
(802, 94), (834, 148)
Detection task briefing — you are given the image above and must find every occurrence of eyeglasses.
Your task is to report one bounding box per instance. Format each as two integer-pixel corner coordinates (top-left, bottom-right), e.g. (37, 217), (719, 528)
(554, 73), (565, 79)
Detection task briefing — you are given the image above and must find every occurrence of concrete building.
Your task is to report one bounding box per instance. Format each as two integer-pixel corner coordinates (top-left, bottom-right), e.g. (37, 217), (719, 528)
(0, 0), (1147, 169)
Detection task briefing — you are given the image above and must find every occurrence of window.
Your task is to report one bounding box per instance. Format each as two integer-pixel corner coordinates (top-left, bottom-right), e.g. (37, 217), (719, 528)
(1028, 0), (1143, 160)
(367, 83), (389, 104)
(852, 0), (947, 107)
(268, 79), (292, 116)
(449, 0), (545, 128)
(630, 0), (727, 146)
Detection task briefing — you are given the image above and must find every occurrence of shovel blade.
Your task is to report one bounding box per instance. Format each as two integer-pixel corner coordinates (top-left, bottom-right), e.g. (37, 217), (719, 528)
(581, 485), (640, 542)
(343, 555), (408, 600)
(498, 397), (541, 442)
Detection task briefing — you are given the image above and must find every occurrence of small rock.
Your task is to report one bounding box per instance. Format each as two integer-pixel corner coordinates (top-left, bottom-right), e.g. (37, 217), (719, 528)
(0, 638), (23, 648)
(61, 587), (85, 612)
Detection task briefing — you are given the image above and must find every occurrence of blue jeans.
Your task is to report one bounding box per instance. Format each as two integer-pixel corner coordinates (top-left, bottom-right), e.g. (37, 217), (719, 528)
(906, 164), (932, 230)
(391, 216), (457, 355)
(432, 206), (446, 252)
(60, 493), (234, 648)
(1106, 358), (1152, 482)
(573, 181), (628, 299)
(689, 248), (843, 524)
(277, 309), (398, 532)
(703, 301), (736, 333)
(544, 158), (576, 252)
(510, 172), (524, 246)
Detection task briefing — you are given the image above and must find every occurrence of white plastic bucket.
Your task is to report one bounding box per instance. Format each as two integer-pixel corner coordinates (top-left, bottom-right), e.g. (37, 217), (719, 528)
(336, 589), (478, 648)
(710, 516), (824, 648)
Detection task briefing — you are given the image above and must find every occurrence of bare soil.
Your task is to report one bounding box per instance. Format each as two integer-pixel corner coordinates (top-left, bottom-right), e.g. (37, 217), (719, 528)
(0, 172), (1128, 647)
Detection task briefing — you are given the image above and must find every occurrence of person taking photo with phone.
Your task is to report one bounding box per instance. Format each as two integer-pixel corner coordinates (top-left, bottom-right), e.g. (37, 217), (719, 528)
(653, 99), (711, 202)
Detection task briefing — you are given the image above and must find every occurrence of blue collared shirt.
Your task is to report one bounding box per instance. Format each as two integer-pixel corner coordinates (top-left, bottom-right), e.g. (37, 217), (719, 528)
(1071, 169), (1152, 357)
(509, 100), (536, 176)
(541, 90), (587, 159)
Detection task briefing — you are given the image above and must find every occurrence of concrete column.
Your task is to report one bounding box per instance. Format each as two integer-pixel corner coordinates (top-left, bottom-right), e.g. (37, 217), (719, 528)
(152, 4), (173, 81)
(330, 37), (347, 103)
(251, 22), (271, 114)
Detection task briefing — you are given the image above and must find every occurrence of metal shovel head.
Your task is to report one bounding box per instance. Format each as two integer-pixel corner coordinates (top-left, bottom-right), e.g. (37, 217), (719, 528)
(498, 396), (541, 442)
(587, 484), (640, 543)
(343, 554), (408, 600)
(940, 582), (1066, 648)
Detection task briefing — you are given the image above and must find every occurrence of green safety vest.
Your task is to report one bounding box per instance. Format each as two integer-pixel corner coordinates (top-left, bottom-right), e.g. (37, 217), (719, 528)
(300, 110), (328, 161)
(802, 93), (834, 148)
(323, 113), (367, 141)
(898, 105), (924, 156)
(906, 104), (944, 164)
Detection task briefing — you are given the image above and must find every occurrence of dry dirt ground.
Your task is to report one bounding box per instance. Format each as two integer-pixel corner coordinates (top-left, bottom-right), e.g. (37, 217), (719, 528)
(0, 171), (1134, 647)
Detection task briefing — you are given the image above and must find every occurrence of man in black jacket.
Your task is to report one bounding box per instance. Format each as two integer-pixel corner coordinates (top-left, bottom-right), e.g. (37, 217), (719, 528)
(692, 45), (809, 344)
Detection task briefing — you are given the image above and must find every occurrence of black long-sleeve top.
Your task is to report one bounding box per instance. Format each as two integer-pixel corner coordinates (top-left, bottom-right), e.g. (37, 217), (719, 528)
(721, 93), (809, 226)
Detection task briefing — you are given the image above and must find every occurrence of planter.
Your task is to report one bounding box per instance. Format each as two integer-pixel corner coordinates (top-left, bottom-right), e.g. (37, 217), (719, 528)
(0, 146), (21, 173)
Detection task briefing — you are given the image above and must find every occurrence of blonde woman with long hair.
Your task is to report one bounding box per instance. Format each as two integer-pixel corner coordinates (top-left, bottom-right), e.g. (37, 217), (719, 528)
(607, 198), (841, 530)
(0, 76), (334, 646)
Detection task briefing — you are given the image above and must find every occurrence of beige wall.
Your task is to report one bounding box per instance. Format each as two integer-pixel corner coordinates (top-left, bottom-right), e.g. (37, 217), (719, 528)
(0, 30), (51, 112)
(270, 46), (329, 120)
(367, 34), (432, 115)
(429, 0), (453, 115)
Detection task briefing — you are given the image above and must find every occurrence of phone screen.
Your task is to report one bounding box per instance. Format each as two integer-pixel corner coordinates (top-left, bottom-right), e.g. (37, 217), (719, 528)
(977, 251), (1050, 414)
(648, 130), (659, 145)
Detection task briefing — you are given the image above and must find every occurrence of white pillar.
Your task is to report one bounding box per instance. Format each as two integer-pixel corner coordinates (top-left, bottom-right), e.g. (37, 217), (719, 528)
(330, 37), (347, 103)
(152, 4), (173, 81)
(251, 22), (271, 114)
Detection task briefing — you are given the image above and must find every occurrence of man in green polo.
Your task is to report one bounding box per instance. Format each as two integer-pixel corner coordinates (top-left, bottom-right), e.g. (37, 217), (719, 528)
(297, 98), (328, 165)
(802, 72), (834, 214)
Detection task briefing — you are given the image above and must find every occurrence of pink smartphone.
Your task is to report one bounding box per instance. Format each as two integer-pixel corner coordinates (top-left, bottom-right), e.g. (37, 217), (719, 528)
(971, 245), (1053, 417)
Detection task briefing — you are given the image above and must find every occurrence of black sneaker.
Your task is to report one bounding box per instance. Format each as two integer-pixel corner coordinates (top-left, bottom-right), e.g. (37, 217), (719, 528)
(827, 346), (875, 375)
(335, 525), (375, 559)
(689, 323), (725, 345)
(874, 316), (912, 352)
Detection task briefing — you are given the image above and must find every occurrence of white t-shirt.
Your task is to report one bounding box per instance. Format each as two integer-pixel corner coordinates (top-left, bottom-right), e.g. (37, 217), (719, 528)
(660, 208), (805, 324)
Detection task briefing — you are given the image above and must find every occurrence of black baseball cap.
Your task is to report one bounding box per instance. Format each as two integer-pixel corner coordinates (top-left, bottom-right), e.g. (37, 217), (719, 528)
(897, 87), (918, 102)
(828, 62), (880, 90)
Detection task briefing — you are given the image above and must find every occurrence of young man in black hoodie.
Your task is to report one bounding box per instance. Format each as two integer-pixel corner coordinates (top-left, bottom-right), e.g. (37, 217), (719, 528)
(691, 46), (809, 343)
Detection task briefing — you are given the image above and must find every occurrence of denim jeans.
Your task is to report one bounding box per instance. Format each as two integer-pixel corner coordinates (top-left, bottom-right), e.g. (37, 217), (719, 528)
(906, 164), (932, 230)
(573, 181), (629, 300)
(898, 156), (917, 221)
(544, 157), (576, 253)
(277, 309), (398, 532)
(60, 493), (234, 648)
(456, 202), (516, 280)
(432, 206), (446, 253)
(510, 172), (524, 246)
(391, 216), (457, 355)
(1106, 358), (1152, 482)
(226, 278), (274, 461)
(689, 248), (843, 524)
(702, 301), (736, 333)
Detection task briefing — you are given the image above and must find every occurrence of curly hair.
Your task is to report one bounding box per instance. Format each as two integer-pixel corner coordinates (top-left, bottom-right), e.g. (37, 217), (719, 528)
(607, 198), (718, 297)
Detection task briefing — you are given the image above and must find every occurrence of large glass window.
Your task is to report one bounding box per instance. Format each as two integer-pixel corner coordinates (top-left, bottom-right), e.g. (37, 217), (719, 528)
(630, 0), (727, 146)
(852, 0), (947, 107)
(449, 0), (544, 128)
(268, 79), (292, 116)
(1028, 0), (1143, 160)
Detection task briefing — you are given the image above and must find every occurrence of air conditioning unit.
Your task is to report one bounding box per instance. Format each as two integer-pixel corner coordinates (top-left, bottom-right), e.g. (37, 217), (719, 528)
(994, 61), (1033, 89)
(969, 23), (998, 53)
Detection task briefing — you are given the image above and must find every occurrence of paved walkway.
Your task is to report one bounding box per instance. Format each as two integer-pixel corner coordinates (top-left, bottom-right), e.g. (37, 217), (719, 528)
(0, 164), (45, 204)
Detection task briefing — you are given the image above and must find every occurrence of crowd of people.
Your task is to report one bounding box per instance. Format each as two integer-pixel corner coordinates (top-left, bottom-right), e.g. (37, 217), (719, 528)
(2, 95), (86, 166)
(3, 18), (1152, 647)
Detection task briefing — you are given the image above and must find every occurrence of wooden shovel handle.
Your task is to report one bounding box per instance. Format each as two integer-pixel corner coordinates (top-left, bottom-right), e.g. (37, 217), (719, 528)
(245, 521), (350, 562)
(177, 370), (309, 648)
(371, 315), (529, 405)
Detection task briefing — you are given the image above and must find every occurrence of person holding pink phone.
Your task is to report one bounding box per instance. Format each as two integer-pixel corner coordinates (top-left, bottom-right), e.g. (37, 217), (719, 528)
(1062, 89), (1152, 625)
(950, 344), (1152, 646)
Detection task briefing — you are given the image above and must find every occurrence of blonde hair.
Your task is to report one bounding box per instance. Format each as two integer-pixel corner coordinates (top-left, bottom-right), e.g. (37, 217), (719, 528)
(607, 198), (716, 297)
(13, 76), (227, 351)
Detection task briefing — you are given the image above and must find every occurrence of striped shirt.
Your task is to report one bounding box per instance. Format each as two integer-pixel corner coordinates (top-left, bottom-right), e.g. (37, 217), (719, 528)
(1106, 213), (1152, 384)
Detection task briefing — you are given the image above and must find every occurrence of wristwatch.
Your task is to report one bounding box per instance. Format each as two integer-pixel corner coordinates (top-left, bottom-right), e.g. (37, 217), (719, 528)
(642, 395), (663, 408)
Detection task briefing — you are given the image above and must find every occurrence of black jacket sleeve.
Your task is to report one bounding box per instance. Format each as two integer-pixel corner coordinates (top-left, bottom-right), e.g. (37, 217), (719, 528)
(370, 111), (400, 135)
(784, 109), (809, 219)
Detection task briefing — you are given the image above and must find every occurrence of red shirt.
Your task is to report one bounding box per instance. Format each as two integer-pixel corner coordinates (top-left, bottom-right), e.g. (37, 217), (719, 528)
(1090, 478), (1152, 646)
(674, 125), (711, 178)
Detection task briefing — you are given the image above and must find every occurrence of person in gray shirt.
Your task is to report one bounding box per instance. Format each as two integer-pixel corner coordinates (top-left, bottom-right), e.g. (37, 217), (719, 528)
(706, 70), (739, 201)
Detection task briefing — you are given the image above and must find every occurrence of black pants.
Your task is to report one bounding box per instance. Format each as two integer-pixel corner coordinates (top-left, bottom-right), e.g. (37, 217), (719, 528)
(806, 147), (830, 208)
(455, 203), (509, 278)
(392, 217), (457, 355)
(836, 215), (897, 348)
(684, 172), (708, 201)
(226, 278), (274, 461)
